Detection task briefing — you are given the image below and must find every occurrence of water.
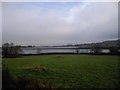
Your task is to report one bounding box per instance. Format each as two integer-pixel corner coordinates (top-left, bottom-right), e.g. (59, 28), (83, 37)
(21, 48), (110, 54)
(22, 49), (37, 54)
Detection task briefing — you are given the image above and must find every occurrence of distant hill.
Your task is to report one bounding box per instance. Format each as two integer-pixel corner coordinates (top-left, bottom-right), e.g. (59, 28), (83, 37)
(57, 39), (119, 49)
(74, 39), (119, 48)
(20, 39), (119, 49)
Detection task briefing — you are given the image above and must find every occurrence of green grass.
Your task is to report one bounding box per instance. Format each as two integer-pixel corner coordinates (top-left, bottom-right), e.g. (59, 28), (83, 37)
(3, 55), (119, 88)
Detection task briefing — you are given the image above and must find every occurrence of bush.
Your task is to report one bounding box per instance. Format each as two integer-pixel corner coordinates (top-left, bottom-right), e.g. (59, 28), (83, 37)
(2, 66), (15, 88)
(109, 47), (119, 55)
(2, 66), (60, 89)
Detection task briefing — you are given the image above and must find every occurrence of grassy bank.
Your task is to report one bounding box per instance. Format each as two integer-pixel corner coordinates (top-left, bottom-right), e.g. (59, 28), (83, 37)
(2, 55), (119, 88)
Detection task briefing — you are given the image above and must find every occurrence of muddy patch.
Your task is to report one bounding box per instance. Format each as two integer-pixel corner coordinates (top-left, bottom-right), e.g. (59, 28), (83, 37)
(23, 65), (48, 72)
(56, 55), (64, 58)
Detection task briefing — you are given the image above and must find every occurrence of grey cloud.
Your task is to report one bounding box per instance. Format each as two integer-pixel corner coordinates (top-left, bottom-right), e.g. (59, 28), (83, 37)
(2, 2), (118, 45)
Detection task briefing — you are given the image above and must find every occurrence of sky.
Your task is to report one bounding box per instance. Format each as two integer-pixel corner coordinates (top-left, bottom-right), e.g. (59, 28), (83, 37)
(2, 2), (118, 46)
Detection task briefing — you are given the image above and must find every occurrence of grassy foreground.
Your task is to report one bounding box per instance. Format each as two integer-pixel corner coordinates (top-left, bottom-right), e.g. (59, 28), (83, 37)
(3, 55), (119, 88)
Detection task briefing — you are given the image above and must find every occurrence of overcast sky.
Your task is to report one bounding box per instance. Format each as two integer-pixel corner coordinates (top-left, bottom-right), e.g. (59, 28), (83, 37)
(2, 2), (118, 46)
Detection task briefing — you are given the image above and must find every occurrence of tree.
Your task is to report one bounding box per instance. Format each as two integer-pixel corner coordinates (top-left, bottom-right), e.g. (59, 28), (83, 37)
(2, 42), (22, 58)
(109, 47), (119, 55)
(36, 49), (42, 54)
(91, 44), (102, 54)
(75, 47), (79, 54)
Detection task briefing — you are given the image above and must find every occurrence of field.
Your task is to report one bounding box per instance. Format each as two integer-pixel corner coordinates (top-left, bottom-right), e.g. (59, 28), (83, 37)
(3, 55), (119, 88)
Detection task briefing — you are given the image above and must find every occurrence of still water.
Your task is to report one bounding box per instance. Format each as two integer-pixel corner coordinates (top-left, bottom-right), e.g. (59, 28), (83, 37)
(21, 49), (110, 54)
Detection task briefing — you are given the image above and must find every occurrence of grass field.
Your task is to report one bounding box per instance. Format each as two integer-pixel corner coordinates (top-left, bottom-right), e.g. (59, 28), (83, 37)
(3, 55), (119, 88)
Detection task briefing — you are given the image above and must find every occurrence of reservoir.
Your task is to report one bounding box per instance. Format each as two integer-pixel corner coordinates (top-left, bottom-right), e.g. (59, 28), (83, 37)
(21, 47), (110, 54)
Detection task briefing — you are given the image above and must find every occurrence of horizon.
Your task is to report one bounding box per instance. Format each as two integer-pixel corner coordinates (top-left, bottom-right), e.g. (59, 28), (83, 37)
(2, 2), (118, 46)
(2, 39), (118, 46)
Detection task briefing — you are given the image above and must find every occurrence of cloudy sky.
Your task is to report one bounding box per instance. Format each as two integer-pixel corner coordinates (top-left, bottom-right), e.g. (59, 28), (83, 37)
(2, 2), (118, 46)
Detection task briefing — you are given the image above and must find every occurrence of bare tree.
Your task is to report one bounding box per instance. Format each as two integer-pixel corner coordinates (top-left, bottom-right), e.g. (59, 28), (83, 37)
(75, 47), (79, 54)
(36, 49), (42, 54)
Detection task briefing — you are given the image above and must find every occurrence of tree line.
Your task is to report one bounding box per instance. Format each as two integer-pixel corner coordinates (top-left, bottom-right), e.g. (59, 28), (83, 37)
(75, 44), (119, 55)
